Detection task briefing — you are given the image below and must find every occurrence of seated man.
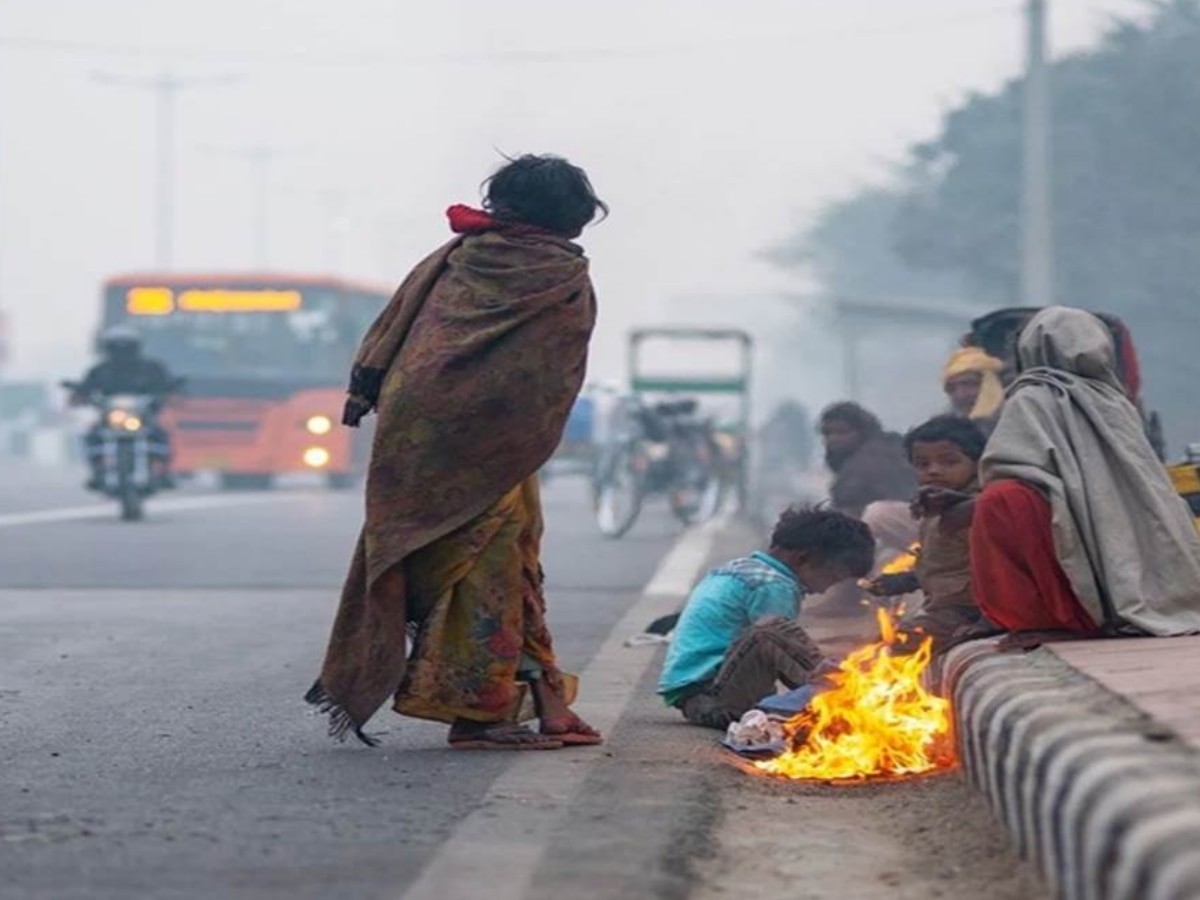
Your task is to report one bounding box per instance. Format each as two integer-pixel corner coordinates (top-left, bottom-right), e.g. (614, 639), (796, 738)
(818, 401), (918, 573)
(658, 506), (875, 729)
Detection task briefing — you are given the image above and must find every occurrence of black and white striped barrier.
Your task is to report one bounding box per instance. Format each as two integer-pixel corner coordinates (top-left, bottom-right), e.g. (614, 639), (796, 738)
(943, 641), (1200, 900)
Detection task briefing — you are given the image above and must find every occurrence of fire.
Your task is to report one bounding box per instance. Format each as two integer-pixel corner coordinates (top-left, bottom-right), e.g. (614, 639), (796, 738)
(752, 608), (953, 782)
(880, 541), (921, 575)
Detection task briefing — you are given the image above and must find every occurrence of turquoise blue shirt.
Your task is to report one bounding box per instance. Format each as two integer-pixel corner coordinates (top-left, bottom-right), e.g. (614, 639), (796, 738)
(658, 552), (804, 706)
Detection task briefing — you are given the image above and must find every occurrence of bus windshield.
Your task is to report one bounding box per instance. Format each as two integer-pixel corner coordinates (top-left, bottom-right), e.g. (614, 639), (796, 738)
(101, 281), (386, 382)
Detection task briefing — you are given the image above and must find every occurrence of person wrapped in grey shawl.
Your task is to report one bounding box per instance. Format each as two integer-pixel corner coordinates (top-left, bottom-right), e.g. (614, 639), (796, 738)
(981, 306), (1200, 635)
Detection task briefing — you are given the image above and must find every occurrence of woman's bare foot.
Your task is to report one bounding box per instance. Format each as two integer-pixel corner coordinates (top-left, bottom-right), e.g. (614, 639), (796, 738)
(530, 678), (603, 746)
(447, 719), (563, 751)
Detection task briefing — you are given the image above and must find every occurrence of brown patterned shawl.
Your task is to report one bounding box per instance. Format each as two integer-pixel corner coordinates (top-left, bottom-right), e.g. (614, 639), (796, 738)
(306, 228), (596, 743)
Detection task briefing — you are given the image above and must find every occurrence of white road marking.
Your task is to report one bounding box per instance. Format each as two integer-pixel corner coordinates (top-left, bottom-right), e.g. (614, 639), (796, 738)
(0, 493), (310, 530)
(399, 513), (731, 900)
(642, 517), (726, 598)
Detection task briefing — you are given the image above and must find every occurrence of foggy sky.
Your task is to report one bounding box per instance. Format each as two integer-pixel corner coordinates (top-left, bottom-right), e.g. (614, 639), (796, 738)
(0, 0), (1142, 416)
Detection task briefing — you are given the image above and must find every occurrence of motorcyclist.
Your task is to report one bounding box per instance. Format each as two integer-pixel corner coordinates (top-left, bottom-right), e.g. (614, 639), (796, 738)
(72, 327), (179, 490)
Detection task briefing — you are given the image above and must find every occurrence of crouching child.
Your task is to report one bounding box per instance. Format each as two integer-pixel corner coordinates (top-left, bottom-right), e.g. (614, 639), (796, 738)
(658, 506), (875, 729)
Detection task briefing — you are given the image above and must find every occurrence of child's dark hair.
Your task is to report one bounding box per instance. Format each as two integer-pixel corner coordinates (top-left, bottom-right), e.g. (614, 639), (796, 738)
(903, 414), (987, 462)
(483, 154), (608, 237)
(770, 505), (875, 580)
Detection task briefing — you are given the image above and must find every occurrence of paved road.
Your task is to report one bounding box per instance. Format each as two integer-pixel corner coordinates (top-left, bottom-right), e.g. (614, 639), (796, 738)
(0, 464), (1048, 900)
(0, 467), (686, 899)
(0, 461), (100, 515)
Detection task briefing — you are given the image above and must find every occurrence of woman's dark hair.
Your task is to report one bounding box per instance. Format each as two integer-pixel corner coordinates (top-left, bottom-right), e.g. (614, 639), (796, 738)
(818, 401), (882, 438)
(483, 154), (608, 237)
(770, 504), (875, 580)
(903, 414), (987, 462)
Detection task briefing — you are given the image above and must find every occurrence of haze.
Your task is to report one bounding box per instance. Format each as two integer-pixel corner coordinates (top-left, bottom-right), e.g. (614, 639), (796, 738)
(0, 0), (1142, 421)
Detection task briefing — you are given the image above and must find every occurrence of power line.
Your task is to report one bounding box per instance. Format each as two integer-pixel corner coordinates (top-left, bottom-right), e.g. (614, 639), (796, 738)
(0, 6), (1020, 69)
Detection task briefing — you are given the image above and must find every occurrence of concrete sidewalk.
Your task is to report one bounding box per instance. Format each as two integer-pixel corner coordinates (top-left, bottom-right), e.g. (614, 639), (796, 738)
(945, 636), (1200, 900)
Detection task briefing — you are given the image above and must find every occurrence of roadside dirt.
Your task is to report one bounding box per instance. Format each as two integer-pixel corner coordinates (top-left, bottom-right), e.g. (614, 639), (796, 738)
(694, 767), (1050, 900)
(692, 522), (1050, 900)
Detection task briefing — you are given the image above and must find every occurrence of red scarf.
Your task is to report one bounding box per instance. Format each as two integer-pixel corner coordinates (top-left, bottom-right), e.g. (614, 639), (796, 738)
(446, 204), (573, 239)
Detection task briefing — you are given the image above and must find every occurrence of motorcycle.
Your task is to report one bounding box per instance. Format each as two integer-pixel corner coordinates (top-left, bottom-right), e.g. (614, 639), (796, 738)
(62, 380), (180, 521)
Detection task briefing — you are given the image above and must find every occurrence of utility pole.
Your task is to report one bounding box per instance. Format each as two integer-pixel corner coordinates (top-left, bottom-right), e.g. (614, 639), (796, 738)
(93, 70), (241, 269)
(208, 144), (300, 269)
(1020, 0), (1054, 306)
(318, 188), (352, 276)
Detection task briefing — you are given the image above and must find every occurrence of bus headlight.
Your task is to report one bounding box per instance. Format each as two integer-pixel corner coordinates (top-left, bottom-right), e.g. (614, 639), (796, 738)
(305, 415), (333, 436)
(303, 447), (331, 469)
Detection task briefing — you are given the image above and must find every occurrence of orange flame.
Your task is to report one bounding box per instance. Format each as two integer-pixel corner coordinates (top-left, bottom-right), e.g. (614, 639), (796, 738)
(752, 607), (954, 782)
(879, 542), (921, 576)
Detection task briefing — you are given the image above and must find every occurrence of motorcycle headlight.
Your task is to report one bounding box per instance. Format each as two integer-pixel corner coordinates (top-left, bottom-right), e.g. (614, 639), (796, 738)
(107, 409), (130, 428)
(123, 416), (143, 432)
(305, 415), (333, 436)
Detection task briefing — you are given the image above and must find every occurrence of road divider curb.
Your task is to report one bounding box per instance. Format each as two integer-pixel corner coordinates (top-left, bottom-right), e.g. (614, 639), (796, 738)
(943, 640), (1200, 900)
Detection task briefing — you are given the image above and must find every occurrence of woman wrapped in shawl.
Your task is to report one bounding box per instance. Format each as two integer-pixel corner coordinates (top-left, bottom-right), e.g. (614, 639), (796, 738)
(971, 306), (1200, 639)
(306, 155), (607, 750)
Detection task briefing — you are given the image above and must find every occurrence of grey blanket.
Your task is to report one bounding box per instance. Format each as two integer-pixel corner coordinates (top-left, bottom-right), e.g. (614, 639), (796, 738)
(981, 307), (1200, 635)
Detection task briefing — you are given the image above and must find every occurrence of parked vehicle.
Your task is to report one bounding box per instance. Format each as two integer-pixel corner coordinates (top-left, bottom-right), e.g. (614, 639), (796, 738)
(593, 396), (724, 538)
(626, 327), (754, 509)
(1167, 445), (1200, 531)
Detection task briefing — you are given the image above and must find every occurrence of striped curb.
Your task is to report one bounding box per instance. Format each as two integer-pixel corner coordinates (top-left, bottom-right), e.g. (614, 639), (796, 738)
(942, 640), (1200, 900)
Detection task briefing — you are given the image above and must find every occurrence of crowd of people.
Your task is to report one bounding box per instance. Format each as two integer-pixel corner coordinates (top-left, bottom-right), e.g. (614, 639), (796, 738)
(658, 305), (1200, 729)
(300, 151), (1200, 750)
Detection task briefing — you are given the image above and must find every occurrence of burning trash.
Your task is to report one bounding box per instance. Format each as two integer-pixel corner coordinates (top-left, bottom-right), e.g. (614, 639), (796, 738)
(737, 608), (954, 782)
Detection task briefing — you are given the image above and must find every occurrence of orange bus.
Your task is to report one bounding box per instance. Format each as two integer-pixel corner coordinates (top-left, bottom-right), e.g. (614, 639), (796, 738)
(99, 273), (390, 490)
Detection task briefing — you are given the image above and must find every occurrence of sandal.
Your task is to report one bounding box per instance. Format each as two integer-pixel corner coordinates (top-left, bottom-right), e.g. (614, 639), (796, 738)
(447, 721), (564, 751)
(540, 713), (604, 746)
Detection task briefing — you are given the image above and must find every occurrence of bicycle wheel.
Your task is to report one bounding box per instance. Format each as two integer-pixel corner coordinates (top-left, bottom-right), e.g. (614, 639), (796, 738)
(667, 434), (724, 526)
(595, 444), (645, 539)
